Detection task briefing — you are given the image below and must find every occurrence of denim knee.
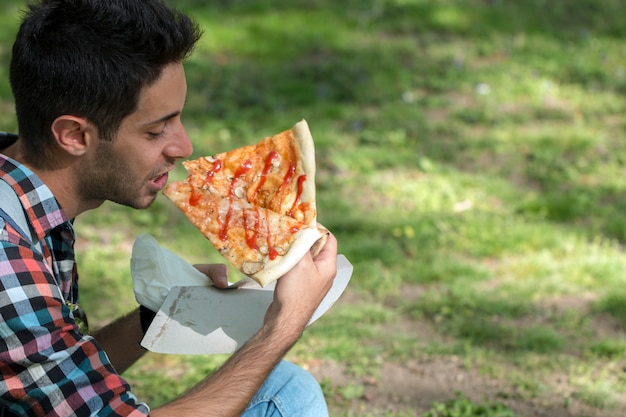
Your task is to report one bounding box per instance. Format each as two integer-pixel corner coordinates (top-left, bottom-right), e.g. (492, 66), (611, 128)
(243, 360), (329, 417)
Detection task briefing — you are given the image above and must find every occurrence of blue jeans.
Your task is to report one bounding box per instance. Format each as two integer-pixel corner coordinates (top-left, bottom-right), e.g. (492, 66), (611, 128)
(242, 361), (329, 417)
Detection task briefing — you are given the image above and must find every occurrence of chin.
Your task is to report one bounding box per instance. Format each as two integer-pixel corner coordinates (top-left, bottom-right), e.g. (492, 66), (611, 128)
(115, 192), (158, 210)
(134, 196), (159, 210)
(145, 192), (161, 207)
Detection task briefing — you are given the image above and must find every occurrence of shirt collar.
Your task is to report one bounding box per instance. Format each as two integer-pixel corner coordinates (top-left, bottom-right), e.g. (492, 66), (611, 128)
(0, 153), (69, 240)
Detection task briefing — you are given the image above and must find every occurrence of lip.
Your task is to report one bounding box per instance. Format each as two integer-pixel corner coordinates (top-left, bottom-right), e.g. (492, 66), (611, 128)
(148, 171), (170, 191)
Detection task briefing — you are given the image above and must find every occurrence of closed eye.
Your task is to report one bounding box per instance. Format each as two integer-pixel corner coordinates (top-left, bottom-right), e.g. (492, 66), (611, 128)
(144, 111), (180, 139)
(148, 130), (166, 139)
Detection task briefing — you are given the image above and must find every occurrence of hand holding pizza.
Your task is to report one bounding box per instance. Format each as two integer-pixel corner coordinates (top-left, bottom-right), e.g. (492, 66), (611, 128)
(264, 229), (338, 330)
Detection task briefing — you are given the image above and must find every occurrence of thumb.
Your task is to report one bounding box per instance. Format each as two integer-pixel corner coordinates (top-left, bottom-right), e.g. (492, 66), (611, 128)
(193, 263), (229, 288)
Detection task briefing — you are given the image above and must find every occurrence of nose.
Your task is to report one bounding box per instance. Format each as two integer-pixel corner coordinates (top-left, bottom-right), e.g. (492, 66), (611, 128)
(165, 122), (193, 159)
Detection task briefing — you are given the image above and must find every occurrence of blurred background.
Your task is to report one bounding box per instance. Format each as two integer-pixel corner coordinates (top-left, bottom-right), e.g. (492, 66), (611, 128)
(2, 1), (626, 416)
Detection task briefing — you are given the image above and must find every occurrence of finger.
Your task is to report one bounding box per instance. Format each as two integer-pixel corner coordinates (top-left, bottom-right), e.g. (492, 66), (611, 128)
(315, 231), (337, 260)
(312, 232), (338, 277)
(193, 263), (229, 288)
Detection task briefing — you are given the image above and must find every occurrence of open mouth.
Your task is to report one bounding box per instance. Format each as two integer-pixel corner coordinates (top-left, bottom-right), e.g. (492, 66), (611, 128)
(149, 172), (169, 190)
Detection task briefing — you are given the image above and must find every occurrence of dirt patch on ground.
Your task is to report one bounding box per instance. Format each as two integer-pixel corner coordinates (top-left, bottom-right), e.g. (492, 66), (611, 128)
(307, 285), (626, 417)
(310, 355), (623, 417)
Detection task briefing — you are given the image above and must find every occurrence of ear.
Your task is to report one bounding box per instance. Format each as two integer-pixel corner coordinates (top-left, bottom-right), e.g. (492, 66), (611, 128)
(50, 115), (96, 156)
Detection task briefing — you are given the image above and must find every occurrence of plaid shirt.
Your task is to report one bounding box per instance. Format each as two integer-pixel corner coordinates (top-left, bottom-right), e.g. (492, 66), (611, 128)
(0, 152), (149, 416)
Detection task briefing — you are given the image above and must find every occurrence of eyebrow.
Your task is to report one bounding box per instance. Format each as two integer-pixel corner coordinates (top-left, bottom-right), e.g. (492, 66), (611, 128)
(143, 111), (181, 127)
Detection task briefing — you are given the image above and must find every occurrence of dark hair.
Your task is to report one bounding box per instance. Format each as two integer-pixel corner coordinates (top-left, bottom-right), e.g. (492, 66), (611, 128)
(9, 0), (202, 167)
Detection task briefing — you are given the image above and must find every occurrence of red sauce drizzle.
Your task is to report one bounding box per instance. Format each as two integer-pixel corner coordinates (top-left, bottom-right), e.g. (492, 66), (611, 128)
(189, 187), (202, 206)
(252, 151), (279, 203)
(205, 159), (223, 185)
(189, 159), (222, 206)
(274, 163), (296, 211)
(244, 208), (260, 250)
(265, 208), (278, 260)
(281, 163), (296, 190)
(220, 159), (252, 241)
(288, 175), (307, 216)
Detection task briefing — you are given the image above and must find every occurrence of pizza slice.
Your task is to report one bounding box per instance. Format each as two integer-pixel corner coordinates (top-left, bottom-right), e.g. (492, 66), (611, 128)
(163, 120), (328, 287)
(181, 119), (317, 225)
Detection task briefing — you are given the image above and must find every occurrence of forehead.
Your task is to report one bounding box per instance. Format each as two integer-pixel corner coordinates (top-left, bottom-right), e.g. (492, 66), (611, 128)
(129, 63), (187, 126)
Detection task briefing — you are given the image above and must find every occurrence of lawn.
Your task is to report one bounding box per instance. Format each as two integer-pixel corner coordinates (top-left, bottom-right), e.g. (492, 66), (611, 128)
(2, 0), (626, 416)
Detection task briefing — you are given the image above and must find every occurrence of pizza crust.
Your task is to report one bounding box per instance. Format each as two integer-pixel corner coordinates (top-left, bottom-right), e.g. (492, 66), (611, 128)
(249, 226), (328, 287)
(291, 120), (317, 220)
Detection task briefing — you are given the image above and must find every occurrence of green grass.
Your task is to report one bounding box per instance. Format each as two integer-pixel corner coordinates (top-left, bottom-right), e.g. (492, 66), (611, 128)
(422, 393), (520, 417)
(3, 0), (626, 415)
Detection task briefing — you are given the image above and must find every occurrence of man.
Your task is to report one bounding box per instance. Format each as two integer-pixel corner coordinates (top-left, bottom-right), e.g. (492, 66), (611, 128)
(0, 0), (338, 416)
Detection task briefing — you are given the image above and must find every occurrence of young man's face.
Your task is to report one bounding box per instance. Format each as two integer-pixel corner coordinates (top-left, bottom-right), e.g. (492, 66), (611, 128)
(78, 62), (192, 209)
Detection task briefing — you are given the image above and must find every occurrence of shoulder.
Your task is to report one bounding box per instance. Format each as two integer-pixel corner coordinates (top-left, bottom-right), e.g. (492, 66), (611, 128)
(0, 155), (68, 236)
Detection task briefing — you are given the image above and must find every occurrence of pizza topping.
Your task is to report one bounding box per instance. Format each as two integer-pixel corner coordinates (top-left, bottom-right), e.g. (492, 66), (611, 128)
(245, 150), (307, 219)
(240, 207), (285, 261)
(289, 174), (307, 216)
(244, 208), (260, 251)
(205, 158), (223, 185)
(253, 150), (280, 197)
(232, 160), (252, 194)
(242, 261), (263, 275)
(266, 212), (278, 260)
(279, 163), (296, 196)
(234, 186), (246, 199)
(220, 159), (253, 241)
(189, 187), (202, 206)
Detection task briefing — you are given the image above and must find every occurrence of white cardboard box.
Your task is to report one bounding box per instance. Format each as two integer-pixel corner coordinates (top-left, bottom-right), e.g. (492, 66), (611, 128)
(141, 255), (353, 354)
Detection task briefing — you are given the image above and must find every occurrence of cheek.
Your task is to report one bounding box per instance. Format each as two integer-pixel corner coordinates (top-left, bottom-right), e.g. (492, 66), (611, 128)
(93, 141), (136, 174)
(118, 144), (159, 173)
